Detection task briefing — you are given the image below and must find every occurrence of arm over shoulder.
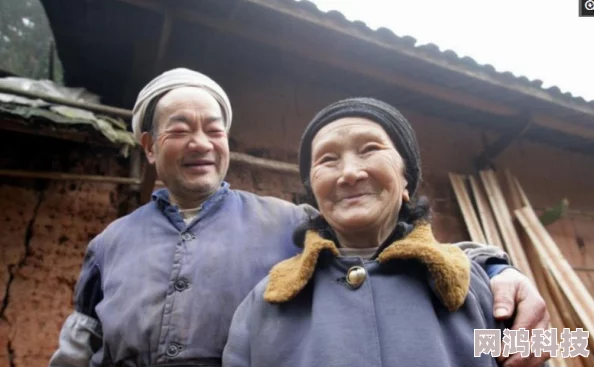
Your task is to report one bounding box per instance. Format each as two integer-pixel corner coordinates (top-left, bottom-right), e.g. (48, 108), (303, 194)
(455, 241), (514, 278)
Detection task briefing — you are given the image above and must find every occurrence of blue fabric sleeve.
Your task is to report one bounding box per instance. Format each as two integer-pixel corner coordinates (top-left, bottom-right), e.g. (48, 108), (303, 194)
(485, 263), (513, 278)
(74, 237), (104, 320)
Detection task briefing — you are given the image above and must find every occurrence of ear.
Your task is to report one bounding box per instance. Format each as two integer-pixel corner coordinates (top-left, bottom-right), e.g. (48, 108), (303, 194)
(402, 189), (410, 203)
(402, 177), (410, 203)
(141, 132), (157, 164)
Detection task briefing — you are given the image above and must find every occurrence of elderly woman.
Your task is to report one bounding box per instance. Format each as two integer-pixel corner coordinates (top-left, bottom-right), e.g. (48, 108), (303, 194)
(222, 97), (502, 367)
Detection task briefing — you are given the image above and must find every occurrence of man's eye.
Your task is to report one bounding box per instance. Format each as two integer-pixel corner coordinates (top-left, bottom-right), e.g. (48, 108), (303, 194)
(319, 156), (337, 164)
(168, 130), (189, 135)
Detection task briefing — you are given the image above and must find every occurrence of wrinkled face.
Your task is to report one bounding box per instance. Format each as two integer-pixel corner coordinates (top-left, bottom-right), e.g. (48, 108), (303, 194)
(141, 87), (229, 206)
(310, 117), (409, 237)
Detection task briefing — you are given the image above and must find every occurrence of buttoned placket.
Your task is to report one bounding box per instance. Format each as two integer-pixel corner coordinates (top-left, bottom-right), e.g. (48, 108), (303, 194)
(336, 256), (384, 365)
(154, 203), (201, 363)
(151, 186), (228, 364)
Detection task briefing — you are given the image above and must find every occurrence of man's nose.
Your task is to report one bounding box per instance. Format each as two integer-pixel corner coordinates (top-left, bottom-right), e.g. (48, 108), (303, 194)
(187, 131), (213, 152)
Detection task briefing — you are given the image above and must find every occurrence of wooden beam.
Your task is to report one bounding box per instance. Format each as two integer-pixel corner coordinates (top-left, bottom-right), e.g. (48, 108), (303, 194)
(475, 119), (532, 169)
(230, 152), (298, 175)
(0, 169), (140, 185)
(0, 151), (299, 184)
(533, 113), (594, 141)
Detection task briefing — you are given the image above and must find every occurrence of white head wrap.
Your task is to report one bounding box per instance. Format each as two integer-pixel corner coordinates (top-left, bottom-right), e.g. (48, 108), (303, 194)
(131, 68), (232, 142)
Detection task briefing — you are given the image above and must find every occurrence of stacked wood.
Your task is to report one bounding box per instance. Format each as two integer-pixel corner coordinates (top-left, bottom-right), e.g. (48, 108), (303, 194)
(449, 173), (486, 244)
(450, 169), (593, 367)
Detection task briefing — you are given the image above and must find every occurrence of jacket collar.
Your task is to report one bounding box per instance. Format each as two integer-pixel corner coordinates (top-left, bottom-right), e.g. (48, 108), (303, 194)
(264, 222), (471, 312)
(151, 182), (230, 230)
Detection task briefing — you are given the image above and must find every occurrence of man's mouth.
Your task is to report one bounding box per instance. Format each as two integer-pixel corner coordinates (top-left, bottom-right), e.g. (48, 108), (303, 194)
(182, 159), (215, 167)
(182, 159), (216, 172)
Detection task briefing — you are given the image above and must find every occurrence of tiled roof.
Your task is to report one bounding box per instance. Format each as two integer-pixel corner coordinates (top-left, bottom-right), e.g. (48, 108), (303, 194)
(272, 0), (593, 109)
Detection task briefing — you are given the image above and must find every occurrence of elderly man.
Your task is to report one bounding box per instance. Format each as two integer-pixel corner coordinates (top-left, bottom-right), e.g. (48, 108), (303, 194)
(49, 68), (550, 367)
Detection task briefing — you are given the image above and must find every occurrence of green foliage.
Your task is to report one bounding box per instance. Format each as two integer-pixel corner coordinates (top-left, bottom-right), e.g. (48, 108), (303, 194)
(0, 0), (64, 83)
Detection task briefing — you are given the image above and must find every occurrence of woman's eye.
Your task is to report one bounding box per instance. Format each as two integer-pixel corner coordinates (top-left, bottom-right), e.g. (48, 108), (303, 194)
(361, 144), (380, 154)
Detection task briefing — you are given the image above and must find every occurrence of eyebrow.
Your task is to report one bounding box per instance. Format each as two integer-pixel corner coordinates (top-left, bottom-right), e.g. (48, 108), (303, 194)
(168, 114), (223, 124)
(315, 130), (386, 147)
(351, 130), (387, 141)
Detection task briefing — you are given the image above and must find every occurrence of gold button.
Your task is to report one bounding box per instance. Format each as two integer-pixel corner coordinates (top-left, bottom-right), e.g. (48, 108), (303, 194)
(346, 266), (367, 289)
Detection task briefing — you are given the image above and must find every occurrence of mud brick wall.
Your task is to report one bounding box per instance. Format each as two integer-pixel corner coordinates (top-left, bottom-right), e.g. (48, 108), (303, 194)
(225, 160), (303, 204)
(0, 132), (128, 367)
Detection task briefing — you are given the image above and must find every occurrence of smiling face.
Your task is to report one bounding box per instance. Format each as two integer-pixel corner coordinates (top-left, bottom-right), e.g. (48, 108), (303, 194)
(141, 87), (230, 208)
(309, 117), (410, 244)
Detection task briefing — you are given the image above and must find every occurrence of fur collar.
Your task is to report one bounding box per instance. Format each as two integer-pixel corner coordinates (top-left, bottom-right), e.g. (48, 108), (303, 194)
(264, 223), (471, 312)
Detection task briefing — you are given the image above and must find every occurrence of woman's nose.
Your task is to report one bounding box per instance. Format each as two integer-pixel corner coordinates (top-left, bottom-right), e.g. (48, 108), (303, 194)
(337, 157), (367, 186)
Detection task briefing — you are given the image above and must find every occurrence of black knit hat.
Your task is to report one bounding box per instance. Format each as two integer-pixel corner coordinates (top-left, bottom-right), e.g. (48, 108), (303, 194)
(299, 97), (422, 201)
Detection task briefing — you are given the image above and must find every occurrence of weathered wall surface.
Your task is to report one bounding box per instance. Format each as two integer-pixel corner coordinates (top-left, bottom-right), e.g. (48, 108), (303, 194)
(0, 133), (128, 367)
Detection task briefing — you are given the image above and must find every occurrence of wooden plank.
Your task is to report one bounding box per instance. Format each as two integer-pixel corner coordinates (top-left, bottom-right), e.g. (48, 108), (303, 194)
(524, 216), (594, 367)
(230, 152), (299, 175)
(511, 177), (594, 349)
(0, 151), (299, 185)
(508, 172), (594, 366)
(522, 227), (571, 367)
(504, 170), (524, 212)
(469, 176), (503, 248)
(449, 173), (486, 243)
(479, 170), (535, 282)
(545, 270), (591, 349)
(516, 207), (594, 338)
(503, 171), (574, 367)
